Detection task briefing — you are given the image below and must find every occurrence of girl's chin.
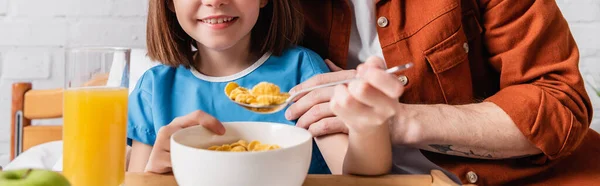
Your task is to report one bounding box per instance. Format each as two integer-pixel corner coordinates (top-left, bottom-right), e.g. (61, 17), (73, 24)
(196, 42), (239, 52)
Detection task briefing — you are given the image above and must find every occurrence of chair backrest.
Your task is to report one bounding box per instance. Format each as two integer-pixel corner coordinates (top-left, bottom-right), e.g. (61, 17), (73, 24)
(10, 83), (63, 160)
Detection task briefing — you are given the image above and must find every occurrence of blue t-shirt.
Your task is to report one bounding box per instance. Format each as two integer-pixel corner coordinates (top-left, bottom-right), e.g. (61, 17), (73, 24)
(127, 46), (331, 174)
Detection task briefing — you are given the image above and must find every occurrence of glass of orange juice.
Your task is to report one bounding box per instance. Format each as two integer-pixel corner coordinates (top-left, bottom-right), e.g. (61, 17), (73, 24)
(63, 47), (130, 186)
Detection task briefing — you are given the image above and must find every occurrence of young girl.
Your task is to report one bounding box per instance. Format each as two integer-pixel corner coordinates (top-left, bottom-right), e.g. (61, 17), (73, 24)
(127, 0), (335, 174)
(127, 0), (392, 176)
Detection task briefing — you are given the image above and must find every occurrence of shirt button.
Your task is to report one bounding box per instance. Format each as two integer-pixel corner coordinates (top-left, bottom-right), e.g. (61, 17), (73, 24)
(466, 171), (478, 184)
(463, 42), (470, 53)
(398, 75), (408, 86)
(377, 16), (389, 27)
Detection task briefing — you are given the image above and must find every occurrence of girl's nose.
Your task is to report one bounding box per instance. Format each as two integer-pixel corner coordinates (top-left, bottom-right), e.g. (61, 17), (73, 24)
(201, 0), (229, 8)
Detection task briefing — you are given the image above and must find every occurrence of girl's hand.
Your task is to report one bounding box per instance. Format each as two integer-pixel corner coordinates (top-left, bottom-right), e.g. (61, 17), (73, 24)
(145, 110), (226, 173)
(330, 56), (405, 133)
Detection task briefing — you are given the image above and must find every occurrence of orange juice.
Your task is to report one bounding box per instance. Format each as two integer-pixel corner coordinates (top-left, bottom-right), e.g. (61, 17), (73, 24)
(63, 87), (128, 186)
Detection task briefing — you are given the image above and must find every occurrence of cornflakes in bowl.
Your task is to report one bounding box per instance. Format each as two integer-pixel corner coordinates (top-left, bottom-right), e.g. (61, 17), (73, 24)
(170, 122), (312, 186)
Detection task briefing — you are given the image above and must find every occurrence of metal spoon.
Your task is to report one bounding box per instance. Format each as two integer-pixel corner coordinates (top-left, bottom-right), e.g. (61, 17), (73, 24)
(233, 62), (414, 114)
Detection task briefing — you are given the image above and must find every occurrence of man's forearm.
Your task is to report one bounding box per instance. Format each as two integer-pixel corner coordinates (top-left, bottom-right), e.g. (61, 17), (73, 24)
(391, 102), (543, 159)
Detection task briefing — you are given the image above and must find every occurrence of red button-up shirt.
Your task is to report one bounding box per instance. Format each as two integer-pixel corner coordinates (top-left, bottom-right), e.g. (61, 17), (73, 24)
(300, 0), (600, 185)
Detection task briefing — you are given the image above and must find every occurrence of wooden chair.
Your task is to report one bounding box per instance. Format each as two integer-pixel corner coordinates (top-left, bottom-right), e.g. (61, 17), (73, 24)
(10, 82), (63, 161)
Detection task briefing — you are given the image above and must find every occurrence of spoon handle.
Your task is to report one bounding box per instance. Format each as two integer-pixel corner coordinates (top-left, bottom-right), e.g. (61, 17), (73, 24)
(286, 62), (414, 102)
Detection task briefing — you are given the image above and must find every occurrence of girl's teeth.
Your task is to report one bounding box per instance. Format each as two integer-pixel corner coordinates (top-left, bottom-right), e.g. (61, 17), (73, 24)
(203, 18), (234, 24)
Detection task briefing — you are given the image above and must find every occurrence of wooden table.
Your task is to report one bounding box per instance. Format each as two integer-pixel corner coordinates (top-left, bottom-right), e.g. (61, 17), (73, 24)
(124, 170), (461, 186)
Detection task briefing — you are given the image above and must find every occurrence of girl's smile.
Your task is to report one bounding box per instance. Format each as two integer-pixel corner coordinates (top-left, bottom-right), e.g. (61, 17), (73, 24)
(198, 15), (239, 30)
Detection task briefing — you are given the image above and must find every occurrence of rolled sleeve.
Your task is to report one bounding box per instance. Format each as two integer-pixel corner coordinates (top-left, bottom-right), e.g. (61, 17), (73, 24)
(481, 0), (593, 160)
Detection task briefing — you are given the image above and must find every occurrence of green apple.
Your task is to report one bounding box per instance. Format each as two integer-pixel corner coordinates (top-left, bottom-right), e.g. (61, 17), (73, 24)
(0, 169), (70, 186)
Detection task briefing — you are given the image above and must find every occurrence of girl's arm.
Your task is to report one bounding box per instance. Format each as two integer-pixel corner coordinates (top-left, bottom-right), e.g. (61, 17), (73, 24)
(128, 140), (152, 172)
(309, 117), (391, 175)
(314, 134), (348, 175)
(343, 125), (392, 175)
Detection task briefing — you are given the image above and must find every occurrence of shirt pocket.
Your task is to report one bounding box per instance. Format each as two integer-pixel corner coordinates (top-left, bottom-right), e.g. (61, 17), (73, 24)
(424, 25), (474, 104)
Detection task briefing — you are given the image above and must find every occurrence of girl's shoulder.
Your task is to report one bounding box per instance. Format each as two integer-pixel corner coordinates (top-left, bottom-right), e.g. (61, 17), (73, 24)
(269, 46), (325, 67)
(139, 64), (185, 79)
(266, 46), (330, 78)
(145, 64), (180, 74)
(279, 46), (322, 59)
(133, 64), (184, 90)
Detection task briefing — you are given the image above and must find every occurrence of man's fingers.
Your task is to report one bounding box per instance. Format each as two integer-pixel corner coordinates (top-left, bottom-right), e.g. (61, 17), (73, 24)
(286, 87), (333, 120)
(325, 59), (344, 72)
(289, 70), (356, 94)
(296, 102), (335, 129)
(307, 117), (349, 137)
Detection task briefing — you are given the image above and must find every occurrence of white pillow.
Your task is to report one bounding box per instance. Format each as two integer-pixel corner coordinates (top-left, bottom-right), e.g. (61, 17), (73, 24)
(3, 141), (63, 171)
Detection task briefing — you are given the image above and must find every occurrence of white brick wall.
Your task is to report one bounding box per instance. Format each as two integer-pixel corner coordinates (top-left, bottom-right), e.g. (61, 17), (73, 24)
(11, 0), (112, 17)
(68, 18), (146, 47)
(2, 48), (52, 80)
(0, 1), (598, 168)
(0, 0), (7, 16)
(559, 0), (600, 134)
(0, 19), (68, 46)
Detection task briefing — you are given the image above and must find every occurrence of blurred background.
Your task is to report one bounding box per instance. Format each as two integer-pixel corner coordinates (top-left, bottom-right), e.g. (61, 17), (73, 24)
(0, 0), (598, 167)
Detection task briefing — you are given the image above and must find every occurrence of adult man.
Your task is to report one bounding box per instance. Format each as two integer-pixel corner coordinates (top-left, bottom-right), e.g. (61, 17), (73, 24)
(291, 0), (600, 185)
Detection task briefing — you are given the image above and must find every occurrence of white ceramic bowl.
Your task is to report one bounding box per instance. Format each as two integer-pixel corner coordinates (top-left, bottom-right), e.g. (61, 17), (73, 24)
(171, 122), (313, 186)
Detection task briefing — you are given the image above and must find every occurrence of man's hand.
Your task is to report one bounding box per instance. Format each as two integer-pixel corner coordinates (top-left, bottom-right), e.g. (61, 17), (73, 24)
(331, 56), (404, 133)
(286, 59), (353, 136)
(145, 110), (225, 173)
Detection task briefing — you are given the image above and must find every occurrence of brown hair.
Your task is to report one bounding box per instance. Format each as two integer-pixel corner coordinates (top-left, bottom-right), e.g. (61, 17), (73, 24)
(146, 0), (304, 68)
